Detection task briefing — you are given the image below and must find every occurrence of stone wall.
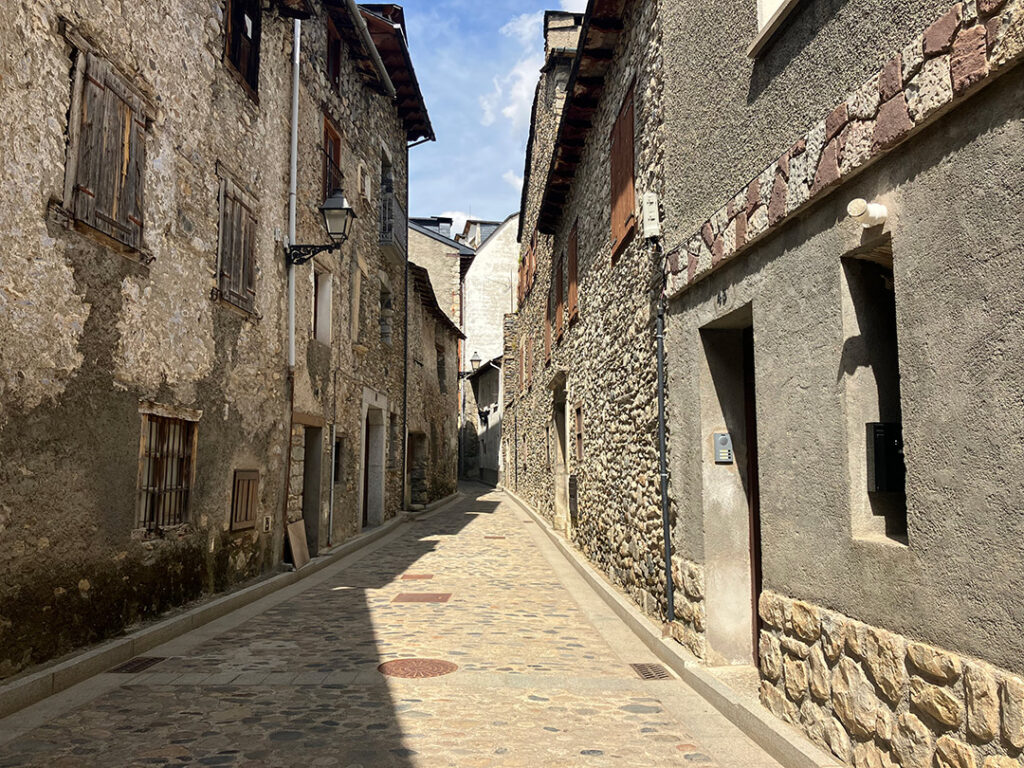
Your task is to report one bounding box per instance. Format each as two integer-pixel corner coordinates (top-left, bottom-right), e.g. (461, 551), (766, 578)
(408, 229), (462, 325)
(668, 557), (707, 660)
(463, 214), (519, 370)
(759, 592), (1024, 768)
(503, 1), (672, 620)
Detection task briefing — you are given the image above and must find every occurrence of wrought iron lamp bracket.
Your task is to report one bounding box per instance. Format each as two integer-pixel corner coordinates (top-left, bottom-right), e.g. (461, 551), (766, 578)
(285, 243), (340, 266)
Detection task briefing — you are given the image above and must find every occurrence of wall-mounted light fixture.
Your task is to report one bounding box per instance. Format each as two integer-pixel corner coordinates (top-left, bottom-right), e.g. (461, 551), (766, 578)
(847, 198), (888, 228)
(470, 351), (482, 371)
(286, 190), (357, 265)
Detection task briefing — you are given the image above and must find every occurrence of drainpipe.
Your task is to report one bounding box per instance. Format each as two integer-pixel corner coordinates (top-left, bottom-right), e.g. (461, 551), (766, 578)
(401, 246), (409, 507)
(287, 18), (300, 369)
(328, 424), (336, 546)
(656, 266), (675, 624)
(344, 0), (396, 99)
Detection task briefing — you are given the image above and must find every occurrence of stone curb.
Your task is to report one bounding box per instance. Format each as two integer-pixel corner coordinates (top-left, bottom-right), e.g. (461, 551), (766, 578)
(501, 485), (843, 768)
(0, 498), (456, 720)
(402, 490), (461, 520)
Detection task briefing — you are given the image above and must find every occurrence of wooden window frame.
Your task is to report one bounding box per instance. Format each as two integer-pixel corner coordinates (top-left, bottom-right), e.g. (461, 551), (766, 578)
(230, 469), (259, 531)
(224, 0), (262, 99)
(323, 117), (343, 201)
(610, 84), (637, 262)
(326, 17), (342, 92)
(575, 405), (584, 462)
(554, 253), (564, 342)
(544, 291), (552, 364)
(64, 50), (148, 254)
(567, 220), (579, 322)
(136, 411), (199, 532)
(216, 175), (258, 314)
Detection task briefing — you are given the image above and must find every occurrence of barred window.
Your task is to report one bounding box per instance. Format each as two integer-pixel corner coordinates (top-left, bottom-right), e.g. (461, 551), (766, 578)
(230, 470), (259, 531)
(137, 413), (198, 530)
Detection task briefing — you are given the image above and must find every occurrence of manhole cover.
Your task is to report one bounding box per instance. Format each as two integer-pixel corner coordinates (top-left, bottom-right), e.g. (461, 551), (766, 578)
(631, 662), (673, 680)
(378, 659), (458, 678)
(110, 657), (169, 674)
(392, 593), (451, 603)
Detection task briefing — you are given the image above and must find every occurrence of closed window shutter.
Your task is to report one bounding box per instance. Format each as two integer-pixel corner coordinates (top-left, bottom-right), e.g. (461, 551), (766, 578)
(610, 86), (635, 254)
(568, 222), (578, 319)
(545, 292), (552, 362)
(74, 54), (146, 250)
(554, 256), (564, 340)
(219, 182), (257, 313)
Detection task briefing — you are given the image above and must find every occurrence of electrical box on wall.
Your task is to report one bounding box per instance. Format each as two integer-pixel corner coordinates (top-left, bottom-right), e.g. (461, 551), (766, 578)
(642, 191), (661, 239)
(713, 432), (733, 464)
(866, 422), (905, 492)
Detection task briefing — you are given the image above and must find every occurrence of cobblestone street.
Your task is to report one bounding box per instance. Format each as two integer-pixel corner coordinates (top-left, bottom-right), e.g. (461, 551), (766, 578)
(0, 488), (780, 767)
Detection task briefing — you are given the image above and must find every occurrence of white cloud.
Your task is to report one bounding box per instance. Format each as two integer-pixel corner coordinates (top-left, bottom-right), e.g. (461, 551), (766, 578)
(560, 0), (589, 11)
(502, 170), (523, 192)
(478, 11), (545, 130)
(440, 210), (471, 236)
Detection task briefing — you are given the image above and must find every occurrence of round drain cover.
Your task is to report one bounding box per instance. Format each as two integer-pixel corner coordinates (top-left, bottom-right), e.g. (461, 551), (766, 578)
(377, 659), (458, 678)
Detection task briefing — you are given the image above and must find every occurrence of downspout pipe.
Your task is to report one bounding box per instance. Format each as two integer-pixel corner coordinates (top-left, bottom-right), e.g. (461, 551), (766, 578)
(287, 18), (300, 369)
(656, 275), (675, 624)
(344, 0), (396, 99)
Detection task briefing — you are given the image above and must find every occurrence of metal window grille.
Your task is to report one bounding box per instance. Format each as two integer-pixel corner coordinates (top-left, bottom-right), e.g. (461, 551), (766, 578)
(230, 470), (259, 531)
(137, 414), (197, 530)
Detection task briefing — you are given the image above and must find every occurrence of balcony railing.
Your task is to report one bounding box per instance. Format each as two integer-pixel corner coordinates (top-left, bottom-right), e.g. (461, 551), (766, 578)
(379, 190), (407, 257)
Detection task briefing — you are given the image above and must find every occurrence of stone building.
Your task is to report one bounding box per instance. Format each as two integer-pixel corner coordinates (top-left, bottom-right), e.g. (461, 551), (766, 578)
(408, 215), (475, 327)
(507, 0), (1024, 765)
(0, 0), (440, 680)
(460, 213), (519, 484)
(406, 263), (462, 506)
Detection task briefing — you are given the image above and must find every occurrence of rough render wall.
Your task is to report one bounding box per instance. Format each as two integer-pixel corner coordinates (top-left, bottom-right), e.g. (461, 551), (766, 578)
(0, 0), (411, 678)
(406, 295), (459, 503)
(289, 1), (409, 547)
(463, 215), (519, 371)
(660, 0), (1024, 759)
(503, 0), (671, 618)
(407, 229), (461, 325)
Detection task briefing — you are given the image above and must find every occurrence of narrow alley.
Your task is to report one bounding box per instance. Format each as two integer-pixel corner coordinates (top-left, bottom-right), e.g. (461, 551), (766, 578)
(0, 487), (780, 768)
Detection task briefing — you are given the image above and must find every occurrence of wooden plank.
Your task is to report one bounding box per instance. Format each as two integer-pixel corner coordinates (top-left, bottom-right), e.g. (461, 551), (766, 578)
(287, 519), (310, 570)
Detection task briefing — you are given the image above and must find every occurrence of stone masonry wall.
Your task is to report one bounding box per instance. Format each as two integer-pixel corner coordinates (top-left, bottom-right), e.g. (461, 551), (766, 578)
(503, 1), (672, 620)
(669, 556), (706, 660)
(758, 592), (1024, 768)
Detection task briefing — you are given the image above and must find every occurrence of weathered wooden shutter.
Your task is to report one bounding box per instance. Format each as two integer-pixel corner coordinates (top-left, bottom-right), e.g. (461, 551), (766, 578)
(568, 221), (578, 319)
(219, 183), (257, 313)
(74, 53), (146, 250)
(228, 0), (261, 92)
(554, 255), (564, 340)
(545, 292), (552, 362)
(527, 337), (534, 387)
(610, 86), (635, 254)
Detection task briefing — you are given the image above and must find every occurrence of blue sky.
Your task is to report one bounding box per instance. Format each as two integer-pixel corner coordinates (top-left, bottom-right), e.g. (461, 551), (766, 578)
(400, 0), (587, 232)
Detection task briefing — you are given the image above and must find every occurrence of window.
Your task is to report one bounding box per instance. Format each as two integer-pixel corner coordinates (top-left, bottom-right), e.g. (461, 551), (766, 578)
(610, 85), (636, 260)
(350, 253), (366, 343)
(333, 436), (346, 484)
(326, 19), (342, 91)
(313, 270), (332, 344)
(230, 470), (259, 531)
(437, 343), (447, 392)
(568, 221), (579, 321)
(575, 406), (583, 462)
(137, 413), (198, 530)
(526, 337), (534, 387)
(323, 118), (342, 200)
(225, 0), (262, 95)
(379, 281), (394, 345)
(554, 254), (564, 341)
(841, 251), (907, 541)
(68, 53), (147, 251)
(217, 179), (257, 313)
(545, 291), (553, 364)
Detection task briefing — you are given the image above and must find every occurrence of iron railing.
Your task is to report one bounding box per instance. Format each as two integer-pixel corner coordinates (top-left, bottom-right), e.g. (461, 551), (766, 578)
(379, 190), (407, 255)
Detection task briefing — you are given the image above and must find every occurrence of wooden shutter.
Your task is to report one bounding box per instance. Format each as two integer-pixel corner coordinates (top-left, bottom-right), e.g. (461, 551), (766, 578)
(74, 53), (146, 250)
(554, 255), (564, 341)
(610, 86), (635, 257)
(327, 21), (342, 90)
(230, 470), (259, 531)
(545, 292), (552, 363)
(324, 118), (341, 199)
(219, 181), (257, 313)
(527, 337), (534, 387)
(568, 221), (578, 320)
(227, 0), (261, 93)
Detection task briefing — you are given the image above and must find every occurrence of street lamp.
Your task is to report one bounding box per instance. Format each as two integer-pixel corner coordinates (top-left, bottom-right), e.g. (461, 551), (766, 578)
(470, 351), (482, 371)
(286, 190), (357, 265)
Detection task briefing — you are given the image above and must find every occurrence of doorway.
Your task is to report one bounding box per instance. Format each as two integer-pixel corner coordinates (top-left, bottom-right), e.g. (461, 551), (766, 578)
(301, 426), (323, 557)
(552, 386), (570, 533)
(700, 306), (762, 665)
(361, 407), (386, 528)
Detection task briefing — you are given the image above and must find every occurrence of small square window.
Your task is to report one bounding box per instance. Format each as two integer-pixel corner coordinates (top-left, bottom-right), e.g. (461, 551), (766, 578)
(230, 470), (259, 531)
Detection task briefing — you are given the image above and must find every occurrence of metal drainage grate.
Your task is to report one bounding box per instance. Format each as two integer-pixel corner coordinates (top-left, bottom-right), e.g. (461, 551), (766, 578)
(631, 662), (673, 680)
(378, 658), (458, 678)
(392, 593), (451, 603)
(110, 657), (169, 674)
